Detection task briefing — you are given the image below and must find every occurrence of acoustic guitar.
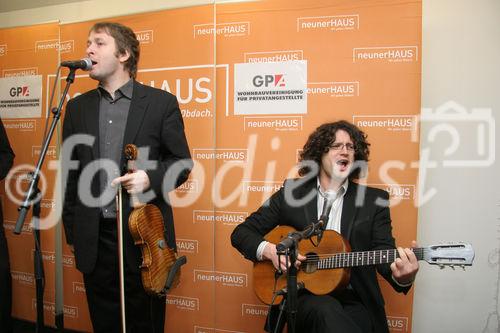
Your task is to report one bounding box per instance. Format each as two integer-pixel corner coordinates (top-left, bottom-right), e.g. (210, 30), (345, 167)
(253, 226), (475, 305)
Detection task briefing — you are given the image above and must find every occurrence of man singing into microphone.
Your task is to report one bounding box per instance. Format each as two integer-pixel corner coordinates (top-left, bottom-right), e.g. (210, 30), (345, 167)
(62, 22), (192, 332)
(231, 121), (418, 333)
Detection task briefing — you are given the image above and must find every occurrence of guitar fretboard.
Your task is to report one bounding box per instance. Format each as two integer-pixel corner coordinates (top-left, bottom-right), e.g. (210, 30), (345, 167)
(317, 248), (425, 269)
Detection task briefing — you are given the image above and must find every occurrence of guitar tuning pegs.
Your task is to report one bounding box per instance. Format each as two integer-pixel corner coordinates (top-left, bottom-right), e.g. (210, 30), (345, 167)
(439, 264), (445, 270)
(450, 265), (455, 270)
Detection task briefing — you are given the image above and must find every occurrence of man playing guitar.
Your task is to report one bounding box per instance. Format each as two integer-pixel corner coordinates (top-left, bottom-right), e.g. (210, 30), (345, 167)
(231, 120), (419, 333)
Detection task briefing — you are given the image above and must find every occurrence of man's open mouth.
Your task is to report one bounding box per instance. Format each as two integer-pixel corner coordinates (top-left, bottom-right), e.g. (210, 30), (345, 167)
(337, 159), (349, 167)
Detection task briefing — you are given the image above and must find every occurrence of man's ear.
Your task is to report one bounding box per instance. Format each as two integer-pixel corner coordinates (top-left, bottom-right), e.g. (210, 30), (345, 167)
(118, 49), (130, 64)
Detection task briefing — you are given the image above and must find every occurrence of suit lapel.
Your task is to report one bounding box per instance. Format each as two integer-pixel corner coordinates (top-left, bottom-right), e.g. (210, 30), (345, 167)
(83, 90), (100, 158)
(299, 178), (318, 229)
(341, 181), (358, 240)
(121, 81), (149, 165)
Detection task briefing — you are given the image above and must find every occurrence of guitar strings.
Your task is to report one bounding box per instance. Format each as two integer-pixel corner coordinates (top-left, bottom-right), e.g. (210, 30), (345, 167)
(294, 249), (431, 267)
(295, 249), (430, 264)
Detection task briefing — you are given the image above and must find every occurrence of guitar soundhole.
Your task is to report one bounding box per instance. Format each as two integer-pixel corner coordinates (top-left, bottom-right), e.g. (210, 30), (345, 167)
(303, 252), (319, 274)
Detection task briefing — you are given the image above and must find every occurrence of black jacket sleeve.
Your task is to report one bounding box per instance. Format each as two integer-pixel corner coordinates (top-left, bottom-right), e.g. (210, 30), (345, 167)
(0, 118), (14, 181)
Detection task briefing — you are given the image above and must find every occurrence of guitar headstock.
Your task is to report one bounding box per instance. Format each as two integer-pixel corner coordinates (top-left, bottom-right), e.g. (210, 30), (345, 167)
(422, 243), (475, 270)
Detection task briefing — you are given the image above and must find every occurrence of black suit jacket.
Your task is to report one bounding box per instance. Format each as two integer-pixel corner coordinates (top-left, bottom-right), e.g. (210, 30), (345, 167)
(62, 80), (192, 274)
(231, 177), (411, 333)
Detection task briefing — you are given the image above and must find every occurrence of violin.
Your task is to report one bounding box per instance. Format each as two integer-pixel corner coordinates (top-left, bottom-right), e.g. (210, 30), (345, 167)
(124, 144), (186, 296)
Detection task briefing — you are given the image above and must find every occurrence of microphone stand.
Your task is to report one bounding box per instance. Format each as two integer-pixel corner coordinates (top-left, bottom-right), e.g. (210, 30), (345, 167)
(14, 68), (77, 333)
(274, 219), (326, 333)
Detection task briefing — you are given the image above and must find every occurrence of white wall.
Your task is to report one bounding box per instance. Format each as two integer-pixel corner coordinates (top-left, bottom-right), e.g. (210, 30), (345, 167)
(1, 0), (499, 332)
(414, 0), (500, 332)
(0, 0), (239, 27)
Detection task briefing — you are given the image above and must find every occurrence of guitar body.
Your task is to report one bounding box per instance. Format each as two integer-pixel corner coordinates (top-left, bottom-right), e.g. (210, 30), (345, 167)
(254, 226), (351, 305)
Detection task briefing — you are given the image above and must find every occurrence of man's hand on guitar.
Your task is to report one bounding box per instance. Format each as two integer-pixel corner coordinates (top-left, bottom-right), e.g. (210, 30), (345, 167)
(262, 243), (306, 272)
(390, 240), (419, 285)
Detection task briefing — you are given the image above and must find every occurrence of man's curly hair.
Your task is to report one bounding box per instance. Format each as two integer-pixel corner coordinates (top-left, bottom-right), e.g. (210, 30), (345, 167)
(298, 120), (370, 180)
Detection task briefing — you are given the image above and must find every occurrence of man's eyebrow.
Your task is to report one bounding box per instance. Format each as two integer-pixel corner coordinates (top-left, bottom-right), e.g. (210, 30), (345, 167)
(87, 37), (104, 44)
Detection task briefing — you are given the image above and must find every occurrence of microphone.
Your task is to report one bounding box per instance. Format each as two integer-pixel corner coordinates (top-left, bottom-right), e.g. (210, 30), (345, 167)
(318, 190), (336, 228)
(60, 58), (93, 71)
(317, 189), (341, 243)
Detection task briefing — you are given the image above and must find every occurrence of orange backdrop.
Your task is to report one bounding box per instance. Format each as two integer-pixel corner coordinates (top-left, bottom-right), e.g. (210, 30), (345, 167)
(0, 0), (421, 332)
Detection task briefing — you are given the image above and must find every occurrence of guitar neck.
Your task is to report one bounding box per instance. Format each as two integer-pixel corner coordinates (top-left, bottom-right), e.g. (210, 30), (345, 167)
(318, 248), (424, 269)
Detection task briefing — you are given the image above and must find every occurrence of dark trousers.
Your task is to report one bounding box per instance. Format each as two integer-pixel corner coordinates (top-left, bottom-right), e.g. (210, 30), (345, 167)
(271, 289), (372, 333)
(0, 224), (12, 333)
(83, 219), (165, 333)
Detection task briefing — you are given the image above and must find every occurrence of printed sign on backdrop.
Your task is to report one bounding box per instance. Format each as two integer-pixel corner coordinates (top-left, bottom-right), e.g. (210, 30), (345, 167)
(233, 61), (307, 115)
(0, 75), (42, 118)
(1, 1), (421, 331)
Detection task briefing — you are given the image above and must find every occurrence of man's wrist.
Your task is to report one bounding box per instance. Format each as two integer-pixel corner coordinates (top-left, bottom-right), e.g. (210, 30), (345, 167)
(256, 241), (270, 261)
(392, 274), (414, 287)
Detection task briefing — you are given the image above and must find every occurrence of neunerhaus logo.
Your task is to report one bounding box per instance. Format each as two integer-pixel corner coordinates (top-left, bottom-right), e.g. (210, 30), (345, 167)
(297, 15), (359, 32)
(3, 68), (38, 77)
(193, 22), (250, 38)
(244, 116), (302, 131)
(166, 296), (199, 311)
(135, 30), (154, 44)
(353, 46), (418, 63)
(245, 50), (303, 63)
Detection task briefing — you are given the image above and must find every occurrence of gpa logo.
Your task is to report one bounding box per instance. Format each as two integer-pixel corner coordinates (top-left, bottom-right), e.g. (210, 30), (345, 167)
(253, 74), (285, 88)
(9, 86), (30, 97)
